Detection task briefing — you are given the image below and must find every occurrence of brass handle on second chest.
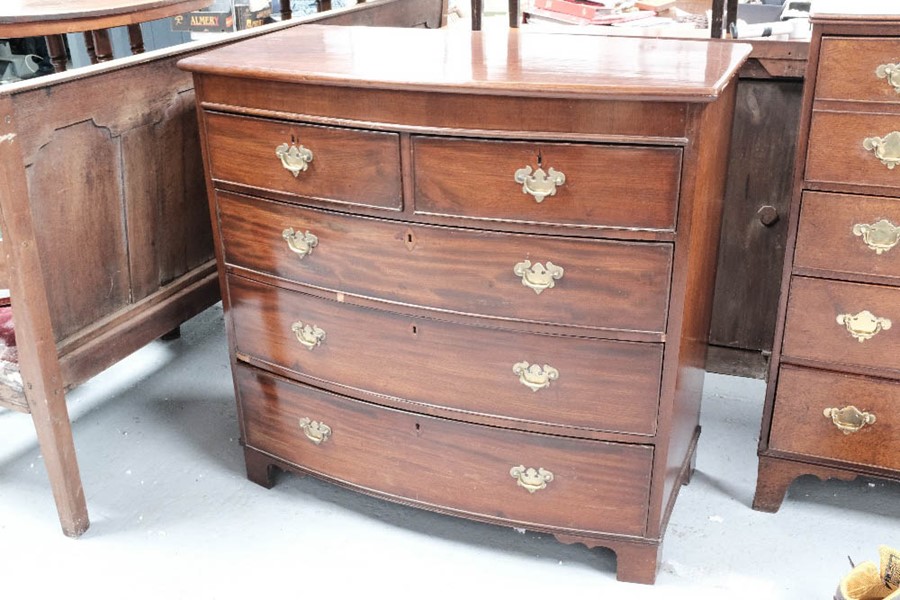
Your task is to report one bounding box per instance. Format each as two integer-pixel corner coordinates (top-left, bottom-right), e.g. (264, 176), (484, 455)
(853, 219), (900, 254)
(863, 132), (900, 169)
(509, 465), (554, 493)
(823, 406), (877, 435)
(513, 361), (559, 392)
(282, 228), (318, 259)
(275, 142), (313, 176)
(514, 165), (566, 203)
(876, 63), (900, 94)
(298, 417), (332, 445)
(836, 310), (892, 342)
(292, 321), (326, 350)
(514, 260), (564, 294)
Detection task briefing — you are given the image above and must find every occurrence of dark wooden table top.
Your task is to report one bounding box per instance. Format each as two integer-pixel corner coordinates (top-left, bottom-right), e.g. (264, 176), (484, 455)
(0, 0), (213, 37)
(179, 24), (752, 102)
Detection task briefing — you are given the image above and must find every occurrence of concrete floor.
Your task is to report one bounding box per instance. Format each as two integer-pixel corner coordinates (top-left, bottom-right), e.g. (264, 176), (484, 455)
(0, 303), (897, 598)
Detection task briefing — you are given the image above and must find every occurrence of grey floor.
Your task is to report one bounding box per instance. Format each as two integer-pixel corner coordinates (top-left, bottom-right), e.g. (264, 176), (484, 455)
(1, 303), (897, 599)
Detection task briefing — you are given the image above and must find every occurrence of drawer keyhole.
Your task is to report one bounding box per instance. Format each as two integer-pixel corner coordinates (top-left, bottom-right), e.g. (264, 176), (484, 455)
(404, 228), (417, 251)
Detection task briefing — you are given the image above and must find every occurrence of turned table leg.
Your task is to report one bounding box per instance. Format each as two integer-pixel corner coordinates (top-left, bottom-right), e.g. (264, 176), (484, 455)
(91, 30), (114, 62)
(45, 35), (68, 72)
(127, 24), (145, 55)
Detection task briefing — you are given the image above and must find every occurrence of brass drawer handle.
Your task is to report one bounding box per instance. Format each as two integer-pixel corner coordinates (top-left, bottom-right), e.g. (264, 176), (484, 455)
(853, 219), (900, 254)
(298, 417), (332, 444)
(510, 465), (554, 493)
(282, 228), (318, 258)
(863, 132), (900, 169)
(275, 142), (314, 176)
(292, 321), (326, 350)
(836, 310), (892, 342)
(512, 361), (559, 392)
(514, 260), (564, 294)
(823, 406), (876, 435)
(514, 165), (566, 203)
(876, 63), (900, 94)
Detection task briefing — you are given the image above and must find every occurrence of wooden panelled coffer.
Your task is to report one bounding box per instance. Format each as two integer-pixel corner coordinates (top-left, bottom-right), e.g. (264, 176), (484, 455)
(180, 25), (749, 584)
(753, 7), (900, 511)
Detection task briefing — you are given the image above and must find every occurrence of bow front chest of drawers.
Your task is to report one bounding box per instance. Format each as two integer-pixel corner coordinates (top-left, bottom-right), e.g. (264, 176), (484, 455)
(753, 7), (900, 512)
(180, 26), (748, 584)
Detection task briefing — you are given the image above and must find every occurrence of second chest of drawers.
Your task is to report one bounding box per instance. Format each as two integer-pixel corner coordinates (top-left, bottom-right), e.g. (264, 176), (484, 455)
(753, 7), (900, 513)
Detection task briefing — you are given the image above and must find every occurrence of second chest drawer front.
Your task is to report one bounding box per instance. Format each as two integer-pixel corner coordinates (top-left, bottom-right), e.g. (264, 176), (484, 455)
(237, 366), (654, 537)
(412, 136), (682, 231)
(204, 111), (403, 210)
(769, 365), (900, 472)
(806, 111), (900, 191)
(229, 275), (663, 436)
(218, 192), (673, 334)
(815, 37), (900, 103)
(794, 191), (900, 282)
(782, 276), (900, 374)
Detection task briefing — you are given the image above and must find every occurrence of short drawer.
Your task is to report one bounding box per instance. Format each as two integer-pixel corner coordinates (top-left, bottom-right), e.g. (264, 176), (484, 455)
(217, 192), (673, 334)
(815, 37), (900, 103)
(795, 191), (900, 282)
(236, 365), (654, 537)
(204, 111), (402, 210)
(782, 276), (900, 374)
(412, 136), (682, 231)
(769, 365), (900, 472)
(806, 111), (900, 191)
(229, 275), (663, 436)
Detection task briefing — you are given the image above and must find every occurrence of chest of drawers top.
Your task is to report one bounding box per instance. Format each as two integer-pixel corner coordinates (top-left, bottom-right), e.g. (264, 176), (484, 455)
(180, 25), (749, 104)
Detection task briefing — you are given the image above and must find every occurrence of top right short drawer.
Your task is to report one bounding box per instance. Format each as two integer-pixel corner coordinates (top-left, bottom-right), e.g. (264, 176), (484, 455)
(815, 37), (900, 103)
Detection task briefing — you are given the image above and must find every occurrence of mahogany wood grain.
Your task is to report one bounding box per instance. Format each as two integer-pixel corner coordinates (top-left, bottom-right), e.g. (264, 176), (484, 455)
(216, 192), (674, 335)
(794, 191), (900, 284)
(806, 110), (900, 191)
(205, 111), (403, 211)
(769, 365), (900, 471)
(412, 136), (681, 232)
(228, 274), (664, 436)
(782, 276), (900, 375)
(179, 25), (751, 103)
(652, 80), (739, 540)
(815, 37), (900, 103)
(196, 76), (691, 141)
(237, 366), (654, 538)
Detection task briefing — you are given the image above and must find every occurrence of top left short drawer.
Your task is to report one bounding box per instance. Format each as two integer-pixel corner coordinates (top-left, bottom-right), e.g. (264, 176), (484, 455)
(203, 111), (403, 210)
